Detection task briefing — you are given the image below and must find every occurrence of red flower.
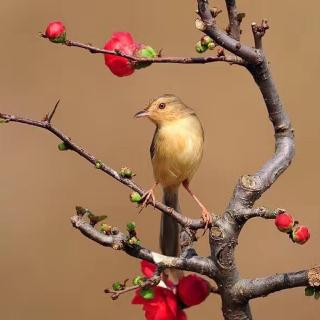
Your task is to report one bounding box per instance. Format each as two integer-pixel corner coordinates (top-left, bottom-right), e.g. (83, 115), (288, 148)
(104, 32), (138, 77)
(275, 212), (294, 232)
(292, 225), (310, 244)
(177, 274), (210, 307)
(45, 21), (66, 43)
(132, 286), (186, 320)
(141, 260), (157, 278)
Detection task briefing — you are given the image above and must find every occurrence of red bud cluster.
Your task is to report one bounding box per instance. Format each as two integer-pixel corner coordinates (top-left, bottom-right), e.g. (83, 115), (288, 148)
(274, 211), (310, 245)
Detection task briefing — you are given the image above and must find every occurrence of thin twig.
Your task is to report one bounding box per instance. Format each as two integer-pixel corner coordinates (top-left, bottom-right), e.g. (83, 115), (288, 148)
(61, 39), (245, 66)
(105, 275), (161, 300)
(0, 111), (206, 230)
(47, 99), (60, 123)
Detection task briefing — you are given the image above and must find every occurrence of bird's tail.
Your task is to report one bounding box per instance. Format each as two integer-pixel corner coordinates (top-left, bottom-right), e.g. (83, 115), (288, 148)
(160, 187), (183, 281)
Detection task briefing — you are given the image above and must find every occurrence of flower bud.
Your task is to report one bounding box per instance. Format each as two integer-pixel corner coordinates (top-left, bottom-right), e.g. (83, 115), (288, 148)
(275, 212), (295, 232)
(314, 289), (320, 300)
(133, 276), (144, 286)
(292, 225), (310, 244)
(112, 282), (122, 291)
(201, 35), (213, 46)
(140, 288), (154, 300)
(130, 192), (142, 203)
(177, 274), (210, 306)
(128, 236), (139, 245)
(100, 223), (112, 234)
(58, 142), (69, 151)
(95, 160), (103, 169)
(119, 167), (135, 179)
(195, 41), (207, 53)
(207, 42), (216, 50)
(127, 221), (136, 232)
(134, 45), (157, 70)
(45, 21), (66, 43)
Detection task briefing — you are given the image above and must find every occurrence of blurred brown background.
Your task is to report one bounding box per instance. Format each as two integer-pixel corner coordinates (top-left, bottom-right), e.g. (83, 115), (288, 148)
(0, 0), (319, 319)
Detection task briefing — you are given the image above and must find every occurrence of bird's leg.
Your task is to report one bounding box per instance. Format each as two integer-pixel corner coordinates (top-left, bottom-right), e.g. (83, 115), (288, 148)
(139, 182), (158, 213)
(182, 180), (213, 230)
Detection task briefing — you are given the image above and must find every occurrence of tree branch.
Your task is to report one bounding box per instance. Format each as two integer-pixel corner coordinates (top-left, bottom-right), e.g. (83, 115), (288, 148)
(71, 214), (216, 278)
(54, 38), (246, 66)
(197, 0), (261, 64)
(234, 207), (281, 223)
(195, 1), (294, 212)
(0, 111), (207, 230)
(225, 0), (242, 41)
(251, 20), (269, 50)
(234, 266), (320, 302)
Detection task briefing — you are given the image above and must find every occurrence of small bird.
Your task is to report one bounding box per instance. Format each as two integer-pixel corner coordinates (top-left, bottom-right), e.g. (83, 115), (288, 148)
(135, 94), (212, 258)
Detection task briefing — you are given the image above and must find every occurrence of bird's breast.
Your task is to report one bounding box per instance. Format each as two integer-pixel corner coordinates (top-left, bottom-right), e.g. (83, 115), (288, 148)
(151, 116), (204, 188)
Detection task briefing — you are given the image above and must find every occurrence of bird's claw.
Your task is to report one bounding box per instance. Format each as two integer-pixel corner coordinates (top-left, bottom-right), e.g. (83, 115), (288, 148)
(138, 189), (156, 213)
(201, 209), (213, 235)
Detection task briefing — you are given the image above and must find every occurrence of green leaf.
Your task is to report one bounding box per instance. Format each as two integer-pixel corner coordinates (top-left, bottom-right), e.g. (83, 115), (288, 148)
(75, 206), (87, 216)
(88, 213), (108, 225)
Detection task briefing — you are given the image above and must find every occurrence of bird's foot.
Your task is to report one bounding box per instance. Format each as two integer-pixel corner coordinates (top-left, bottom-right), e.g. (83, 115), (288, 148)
(201, 208), (213, 235)
(138, 188), (156, 213)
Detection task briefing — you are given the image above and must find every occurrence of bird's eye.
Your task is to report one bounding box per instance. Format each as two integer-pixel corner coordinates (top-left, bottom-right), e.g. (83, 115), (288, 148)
(158, 103), (166, 109)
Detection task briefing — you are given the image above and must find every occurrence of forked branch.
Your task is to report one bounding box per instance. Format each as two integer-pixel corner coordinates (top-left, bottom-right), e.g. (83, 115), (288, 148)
(71, 214), (216, 278)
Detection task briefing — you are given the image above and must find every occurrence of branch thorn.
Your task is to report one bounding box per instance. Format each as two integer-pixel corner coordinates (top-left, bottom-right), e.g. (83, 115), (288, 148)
(46, 99), (61, 123)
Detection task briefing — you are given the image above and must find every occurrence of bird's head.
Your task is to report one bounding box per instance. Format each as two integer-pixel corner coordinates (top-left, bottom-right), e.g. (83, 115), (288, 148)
(134, 94), (193, 125)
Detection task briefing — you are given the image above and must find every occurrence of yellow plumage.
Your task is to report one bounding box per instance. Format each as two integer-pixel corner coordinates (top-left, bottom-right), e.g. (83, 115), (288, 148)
(135, 94), (211, 264)
(152, 115), (204, 190)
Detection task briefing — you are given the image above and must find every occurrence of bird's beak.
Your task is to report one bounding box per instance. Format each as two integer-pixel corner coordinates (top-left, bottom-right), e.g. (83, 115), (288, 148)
(134, 109), (149, 118)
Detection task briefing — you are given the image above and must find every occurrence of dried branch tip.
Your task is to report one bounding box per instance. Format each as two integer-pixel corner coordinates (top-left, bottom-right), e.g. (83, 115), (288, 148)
(308, 266), (320, 287)
(251, 19), (269, 38)
(195, 18), (206, 31)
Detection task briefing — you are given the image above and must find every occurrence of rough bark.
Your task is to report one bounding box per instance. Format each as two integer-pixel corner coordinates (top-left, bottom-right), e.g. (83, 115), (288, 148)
(1, 1), (318, 319)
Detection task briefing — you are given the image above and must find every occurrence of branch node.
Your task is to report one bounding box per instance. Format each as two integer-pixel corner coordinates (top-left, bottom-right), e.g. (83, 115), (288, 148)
(308, 266), (320, 287)
(195, 18), (206, 31)
(240, 175), (262, 192)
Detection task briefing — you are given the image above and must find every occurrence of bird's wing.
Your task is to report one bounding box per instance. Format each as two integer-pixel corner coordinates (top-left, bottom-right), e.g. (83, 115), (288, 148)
(150, 127), (159, 160)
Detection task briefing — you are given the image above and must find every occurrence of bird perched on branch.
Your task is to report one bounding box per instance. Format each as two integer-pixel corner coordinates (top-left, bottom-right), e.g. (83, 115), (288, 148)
(135, 94), (212, 258)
